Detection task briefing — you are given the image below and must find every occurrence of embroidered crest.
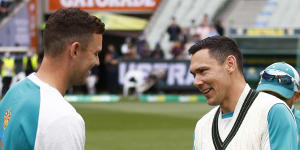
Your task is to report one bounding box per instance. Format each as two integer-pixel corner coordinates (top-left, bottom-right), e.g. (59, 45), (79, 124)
(3, 110), (11, 129)
(0, 110), (11, 149)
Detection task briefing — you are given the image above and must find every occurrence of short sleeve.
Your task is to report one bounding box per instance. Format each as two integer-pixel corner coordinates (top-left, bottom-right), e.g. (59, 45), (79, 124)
(262, 103), (298, 150)
(34, 114), (85, 150)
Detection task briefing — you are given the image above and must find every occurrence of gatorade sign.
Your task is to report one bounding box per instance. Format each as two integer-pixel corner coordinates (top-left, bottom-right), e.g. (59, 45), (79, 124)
(48, 0), (161, 12)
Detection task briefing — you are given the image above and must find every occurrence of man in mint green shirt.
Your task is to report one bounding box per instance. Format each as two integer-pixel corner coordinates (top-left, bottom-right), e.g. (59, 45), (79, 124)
(257, 62), (300, 149)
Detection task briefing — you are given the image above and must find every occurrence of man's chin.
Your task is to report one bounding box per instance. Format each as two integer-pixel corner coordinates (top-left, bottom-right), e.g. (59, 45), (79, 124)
(207, 103), (219, 106)
(206, 98), (218, 106)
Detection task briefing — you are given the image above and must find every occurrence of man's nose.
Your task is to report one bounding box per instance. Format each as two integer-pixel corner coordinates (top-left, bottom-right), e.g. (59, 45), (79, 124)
(193, 75), (204, 87)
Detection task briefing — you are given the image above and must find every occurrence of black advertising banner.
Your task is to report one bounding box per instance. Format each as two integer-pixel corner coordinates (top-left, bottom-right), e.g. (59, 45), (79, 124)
(118, 59), (197, 91)
(118, 59), (291, 91)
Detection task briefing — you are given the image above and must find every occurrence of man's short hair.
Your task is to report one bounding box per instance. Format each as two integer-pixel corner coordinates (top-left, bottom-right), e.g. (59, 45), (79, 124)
(43, 8), (105, 57)
(188, 36), (243, 74)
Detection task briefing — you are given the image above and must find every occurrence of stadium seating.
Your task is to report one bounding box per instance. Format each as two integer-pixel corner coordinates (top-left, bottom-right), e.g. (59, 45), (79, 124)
(144, 0), (180, 59)
(222, 0), (266, 28)
(145, 0), (228, 59)
(0, 0), (25, 29)
(255, 0), (300, 27)
(0, 0), (22, 22)
(176, 0), (202, 27)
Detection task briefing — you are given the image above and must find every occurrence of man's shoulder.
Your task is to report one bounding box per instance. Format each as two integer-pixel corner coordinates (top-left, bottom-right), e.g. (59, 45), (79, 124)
(251, 92), (289, 119)
(38, 100), (84, 132)
(0, 78), (40, 113)
(41, 90), (82, 118)
(196, 107), (219, 127)
(255, 91), (285, 106)
(40, 93), (78, 118)
(257, 91), (282, 100)
(5, 77), (39, 96)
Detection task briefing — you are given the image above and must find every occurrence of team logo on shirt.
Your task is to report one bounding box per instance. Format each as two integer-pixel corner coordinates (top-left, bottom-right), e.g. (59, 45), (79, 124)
(3, 110), (11, 129)
(0, 110), (11, 149)
(1, 110), (11, 149)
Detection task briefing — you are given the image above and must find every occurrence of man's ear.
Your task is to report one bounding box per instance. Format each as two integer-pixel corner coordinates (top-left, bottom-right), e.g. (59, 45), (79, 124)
(292, 90), (300, 104)
(69, 42), (80, 57)
(225, 55), (236, 73)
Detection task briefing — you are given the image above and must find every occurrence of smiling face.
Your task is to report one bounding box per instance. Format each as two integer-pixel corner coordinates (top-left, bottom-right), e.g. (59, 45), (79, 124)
(72, 33), (102, 85)
(190, 49), (231, 106)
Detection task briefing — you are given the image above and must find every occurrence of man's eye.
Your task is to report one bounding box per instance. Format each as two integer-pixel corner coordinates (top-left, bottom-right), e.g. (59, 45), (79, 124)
(199, 69), (207, 73)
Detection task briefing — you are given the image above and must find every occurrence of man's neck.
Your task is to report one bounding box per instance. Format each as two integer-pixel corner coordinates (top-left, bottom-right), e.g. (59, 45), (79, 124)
(36, 57), (69, 96)
(220, 77), (247, 114)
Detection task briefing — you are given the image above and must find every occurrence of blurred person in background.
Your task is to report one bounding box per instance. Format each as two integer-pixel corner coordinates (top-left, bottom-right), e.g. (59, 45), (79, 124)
(214, 19), (224, 36)
(151, 43), (164, 59)
(189, 19), (198, 38)
(1, 51), (14, 97)
(0, 0), (13, 8)
(256, 62), (300, 149)
(196, 24), (209, 40)
(121, 37), (131, 58)
(167, 17), (181, 44)
(140, 44), (151, 59)
(121, 37), (137, 59)
(11, 48), (38, 84)
(0, 8), (105, 149)
(135, 32), (148, 58)
(189, 36), (297, 149)
(171, 41), (184, 59)
(22, 49), (38, 76)
(207, 25), (219, 37)
(0, 0), (16, 20)
(0, 58), (2, 98)
(180, 27), (189, 45)
(201, 14), (209, 26)
(105, 44), (120, 94)
(86, 66), (99, 95)
(0, 5), (7, 20)
(10, 49), (40, 88)
(195, 14), (210, 40)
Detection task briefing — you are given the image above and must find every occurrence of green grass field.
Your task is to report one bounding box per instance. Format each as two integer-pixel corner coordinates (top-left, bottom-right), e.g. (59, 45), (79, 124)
(71, 101), (300, 150)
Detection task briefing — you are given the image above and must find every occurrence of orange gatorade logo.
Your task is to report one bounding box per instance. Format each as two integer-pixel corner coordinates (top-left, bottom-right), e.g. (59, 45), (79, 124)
(48, 0), (161, 12)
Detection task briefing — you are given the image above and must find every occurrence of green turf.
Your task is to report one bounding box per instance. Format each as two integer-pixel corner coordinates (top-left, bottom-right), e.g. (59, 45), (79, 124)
(295, 104), (300, 110)
(71, 102), (213, 150)
(71, 102), (300, 150)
